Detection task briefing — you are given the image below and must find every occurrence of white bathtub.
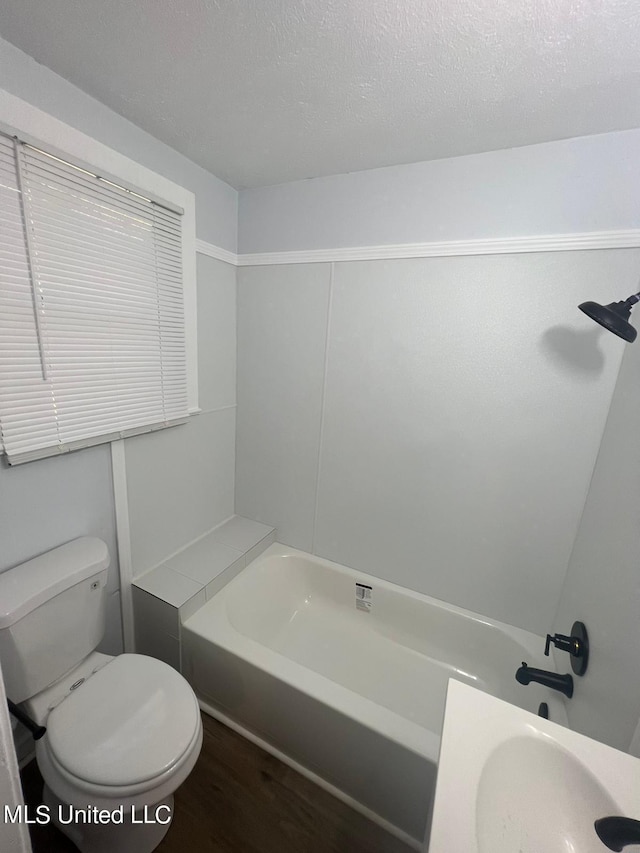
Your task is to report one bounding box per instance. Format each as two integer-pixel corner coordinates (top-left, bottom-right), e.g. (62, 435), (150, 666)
(182, 544), (567, 848)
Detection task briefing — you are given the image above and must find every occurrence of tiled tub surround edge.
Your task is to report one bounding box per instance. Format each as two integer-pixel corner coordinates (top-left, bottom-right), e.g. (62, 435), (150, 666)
(132, 515), (275, 669)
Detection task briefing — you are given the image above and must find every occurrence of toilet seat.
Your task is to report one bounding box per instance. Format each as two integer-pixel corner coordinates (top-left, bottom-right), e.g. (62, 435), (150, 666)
(38, 714), (202, 801)
(44, 654), (201, 792)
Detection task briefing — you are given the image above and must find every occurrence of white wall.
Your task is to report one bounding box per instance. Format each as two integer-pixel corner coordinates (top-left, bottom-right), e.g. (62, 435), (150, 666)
(238, 129), (640, 254)
(126, 255), (237, 575)
(236, 264), (330, 550)
(236, 249), (640, 634)
(0, 35), (237, 250)
(551, 332), (640, 750)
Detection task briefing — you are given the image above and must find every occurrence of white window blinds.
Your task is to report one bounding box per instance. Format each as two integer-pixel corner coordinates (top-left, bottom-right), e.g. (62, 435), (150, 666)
(0, 132), (189, 465)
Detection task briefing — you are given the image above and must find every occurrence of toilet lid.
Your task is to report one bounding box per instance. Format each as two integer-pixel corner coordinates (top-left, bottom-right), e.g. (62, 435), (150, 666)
(46, 654), (200, 787)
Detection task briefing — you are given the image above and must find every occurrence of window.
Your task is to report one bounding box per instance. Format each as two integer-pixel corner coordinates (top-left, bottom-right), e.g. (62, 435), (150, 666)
(0, 131), (189, 465)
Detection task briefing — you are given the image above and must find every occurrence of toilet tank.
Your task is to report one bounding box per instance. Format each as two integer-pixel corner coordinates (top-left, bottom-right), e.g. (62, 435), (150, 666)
(0, 538), (110, 703)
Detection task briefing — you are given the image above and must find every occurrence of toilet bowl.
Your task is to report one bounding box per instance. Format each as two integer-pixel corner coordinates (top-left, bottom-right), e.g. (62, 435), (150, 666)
(0, 538), (203, 853)
(31, 653), (203, 853)
(31, 654), (203, 853)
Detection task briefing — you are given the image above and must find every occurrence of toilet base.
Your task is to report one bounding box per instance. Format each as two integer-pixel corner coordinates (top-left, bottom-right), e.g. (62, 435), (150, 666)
(43, 784), (174, 853)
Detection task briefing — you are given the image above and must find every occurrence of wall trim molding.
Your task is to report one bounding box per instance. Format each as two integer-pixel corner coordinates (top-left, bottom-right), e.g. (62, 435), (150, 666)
(196, 229), (640, 267)
(111, 440), (135, 654)
(195, 238), (238, 266)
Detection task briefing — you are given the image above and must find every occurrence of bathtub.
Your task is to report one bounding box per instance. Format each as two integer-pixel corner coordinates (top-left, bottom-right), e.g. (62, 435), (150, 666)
(181, 544), (567, 848)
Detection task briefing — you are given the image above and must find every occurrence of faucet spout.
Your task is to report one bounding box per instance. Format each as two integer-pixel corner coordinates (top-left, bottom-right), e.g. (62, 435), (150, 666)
(595, 817), (640, 851)
(515, 662), (574, 698)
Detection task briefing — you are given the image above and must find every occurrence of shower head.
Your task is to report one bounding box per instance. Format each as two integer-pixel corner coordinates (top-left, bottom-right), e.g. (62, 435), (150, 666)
(578, 292), (640, 343)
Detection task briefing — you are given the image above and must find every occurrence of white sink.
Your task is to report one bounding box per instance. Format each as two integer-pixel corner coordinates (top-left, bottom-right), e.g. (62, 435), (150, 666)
(477, 735), (619, 852)
(428, 681), (640, 852)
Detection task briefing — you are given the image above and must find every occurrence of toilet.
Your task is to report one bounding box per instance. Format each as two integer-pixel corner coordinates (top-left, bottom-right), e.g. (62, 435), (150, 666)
(0, 537), (203, 853)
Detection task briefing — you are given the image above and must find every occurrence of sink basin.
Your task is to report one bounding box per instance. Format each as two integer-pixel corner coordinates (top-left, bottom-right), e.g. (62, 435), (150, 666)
(477, 735), (619, 852)
(428, 681), (640, 853)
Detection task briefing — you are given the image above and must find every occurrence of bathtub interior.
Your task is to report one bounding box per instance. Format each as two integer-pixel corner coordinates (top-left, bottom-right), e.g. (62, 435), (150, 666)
(220, 548), (560, 731)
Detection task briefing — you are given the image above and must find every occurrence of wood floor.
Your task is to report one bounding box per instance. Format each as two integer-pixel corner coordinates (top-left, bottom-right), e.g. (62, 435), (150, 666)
(22, 712), (414, 853)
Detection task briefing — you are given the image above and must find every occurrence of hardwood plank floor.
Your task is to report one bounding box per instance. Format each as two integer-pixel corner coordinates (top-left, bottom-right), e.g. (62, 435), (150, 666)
(22, 712), (415, 853)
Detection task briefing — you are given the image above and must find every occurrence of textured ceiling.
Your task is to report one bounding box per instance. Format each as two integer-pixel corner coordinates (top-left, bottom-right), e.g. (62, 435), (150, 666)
(1, 0), (640, 189)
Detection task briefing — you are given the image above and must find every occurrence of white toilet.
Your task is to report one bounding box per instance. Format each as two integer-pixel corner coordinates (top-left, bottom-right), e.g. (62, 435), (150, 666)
(0, 537), (203, 853)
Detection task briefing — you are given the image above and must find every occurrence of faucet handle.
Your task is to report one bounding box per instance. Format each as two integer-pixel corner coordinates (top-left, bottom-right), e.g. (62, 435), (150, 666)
(545, 622), (589, 676)
(545, 633), (574, 656)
